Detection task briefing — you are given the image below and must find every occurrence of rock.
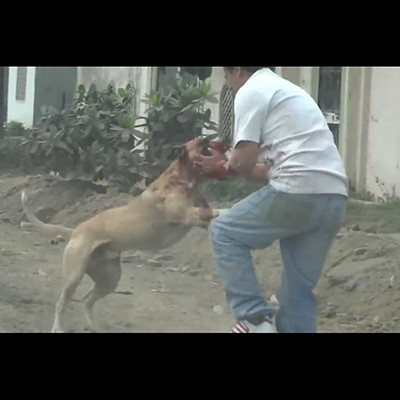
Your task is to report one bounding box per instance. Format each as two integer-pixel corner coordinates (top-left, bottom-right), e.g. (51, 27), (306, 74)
(269, 295), (279, 306)
(353, 247), (367, 256)
(327, 257), (387, 286)
(121, 254), (142, 264)
(167, 267), (181, 272)
(147, 259), (162, 268)
(358, 319), (371, 330)
(154, 255), (174, 262)
(213, 305), (224, 316)
(352, 224), (361, 231)
(327, 274), (349, 287)
(1, 248), (14, 256)
(344, 279), (359, 292)
(364, 226), (377, 234)
(336, 233), (345, 239)
(35, 206), (57, 223)
(181, 266), (188, 273)
(321, 304), (337, 318)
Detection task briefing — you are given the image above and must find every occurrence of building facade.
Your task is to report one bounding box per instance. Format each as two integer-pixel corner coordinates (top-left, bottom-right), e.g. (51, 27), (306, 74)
(3, 66), (399, 202)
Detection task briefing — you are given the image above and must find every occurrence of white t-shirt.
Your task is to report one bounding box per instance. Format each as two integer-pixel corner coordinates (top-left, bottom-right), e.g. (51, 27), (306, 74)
(233, 68), (349, 196)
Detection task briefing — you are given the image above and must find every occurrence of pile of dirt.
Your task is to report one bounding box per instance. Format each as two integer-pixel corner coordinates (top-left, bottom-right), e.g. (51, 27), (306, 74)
(0, 173), (130, 228)
(1, 172), (400, 333)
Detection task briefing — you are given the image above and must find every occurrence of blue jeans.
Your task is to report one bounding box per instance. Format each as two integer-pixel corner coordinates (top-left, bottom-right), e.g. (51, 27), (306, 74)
(209, 184), (346, 333)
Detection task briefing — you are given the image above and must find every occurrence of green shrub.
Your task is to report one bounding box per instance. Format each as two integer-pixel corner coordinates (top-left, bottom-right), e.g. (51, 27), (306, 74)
(19, 75), (218, 192)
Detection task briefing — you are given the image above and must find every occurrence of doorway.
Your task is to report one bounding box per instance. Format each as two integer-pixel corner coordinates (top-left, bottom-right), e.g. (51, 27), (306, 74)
(317, 66), (342, 147)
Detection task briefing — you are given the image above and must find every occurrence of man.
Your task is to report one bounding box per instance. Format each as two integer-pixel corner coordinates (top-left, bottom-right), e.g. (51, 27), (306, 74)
(193, 67), (348, 333)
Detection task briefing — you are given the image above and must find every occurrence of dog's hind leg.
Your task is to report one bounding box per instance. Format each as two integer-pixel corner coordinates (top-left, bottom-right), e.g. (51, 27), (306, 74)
(51, 238), (91, 333)
(84, 252), (122, 332)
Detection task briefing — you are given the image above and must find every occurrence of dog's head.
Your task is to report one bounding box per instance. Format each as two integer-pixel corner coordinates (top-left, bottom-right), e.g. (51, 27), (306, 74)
(169, 137), (212, 163)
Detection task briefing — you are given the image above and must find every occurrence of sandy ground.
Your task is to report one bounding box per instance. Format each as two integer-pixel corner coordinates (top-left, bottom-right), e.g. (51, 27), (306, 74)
(1, 173), (400, 333)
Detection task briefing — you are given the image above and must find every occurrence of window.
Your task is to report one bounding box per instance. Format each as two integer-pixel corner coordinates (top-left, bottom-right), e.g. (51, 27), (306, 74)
(219, 83), (234, 140)
(16, 67), (28, 101)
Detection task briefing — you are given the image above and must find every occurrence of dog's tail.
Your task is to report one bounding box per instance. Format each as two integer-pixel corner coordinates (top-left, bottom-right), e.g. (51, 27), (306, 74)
(21, 190), (74, 241)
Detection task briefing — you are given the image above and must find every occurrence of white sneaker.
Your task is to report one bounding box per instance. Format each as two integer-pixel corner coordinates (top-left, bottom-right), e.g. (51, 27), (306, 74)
(232, 316), (277, 333)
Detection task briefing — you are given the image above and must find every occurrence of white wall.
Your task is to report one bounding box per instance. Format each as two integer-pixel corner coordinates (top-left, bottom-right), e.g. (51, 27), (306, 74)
(77, 67), (156, 118)
(364, 67), (400, 201)
(7, 66), (36, 127)
(206, 67), (226, 127)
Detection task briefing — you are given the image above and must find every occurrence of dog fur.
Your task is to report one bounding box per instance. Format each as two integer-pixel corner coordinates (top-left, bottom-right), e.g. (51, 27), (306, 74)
(21, 138), (224, 333)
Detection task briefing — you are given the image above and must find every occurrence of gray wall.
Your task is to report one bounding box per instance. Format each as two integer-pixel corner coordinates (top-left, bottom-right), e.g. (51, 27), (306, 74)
(33, 67), (77, 124)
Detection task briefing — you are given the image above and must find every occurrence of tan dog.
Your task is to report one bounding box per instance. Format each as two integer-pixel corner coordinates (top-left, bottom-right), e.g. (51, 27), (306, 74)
(21, 137), (224, 333)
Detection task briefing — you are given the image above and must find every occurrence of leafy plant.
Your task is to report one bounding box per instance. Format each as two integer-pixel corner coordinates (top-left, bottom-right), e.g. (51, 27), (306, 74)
(20, 82), (146, 191)
(141, 74), (218, 181)
(20, 74), (219, 192)
(4, 121), (32, 137)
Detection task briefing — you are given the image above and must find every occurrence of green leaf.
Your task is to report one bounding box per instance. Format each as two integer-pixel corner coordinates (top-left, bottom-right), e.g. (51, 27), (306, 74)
(150, 93), (159, 104)
(132, 129), (148, 139)
(83, 124), (93, 138)
(177, 110), (193, 123)
(118, 88), (127, 97)
(122, 116), (135, 129)
(201, 82), (211, 95)
(205, 94), (219, 104)
(55, 141), (74, 155)
(110, 125), (125, 132)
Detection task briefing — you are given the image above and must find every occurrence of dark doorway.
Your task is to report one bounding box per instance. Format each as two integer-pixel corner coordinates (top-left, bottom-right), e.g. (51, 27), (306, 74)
(0, 67), (9, 137)
(317, 67), (342, 147)
(33, 67), (77, 125)
(157, 67), (179, 93)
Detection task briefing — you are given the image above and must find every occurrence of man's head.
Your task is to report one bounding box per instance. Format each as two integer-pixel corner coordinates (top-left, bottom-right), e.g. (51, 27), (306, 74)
(223, 67), (265, 96)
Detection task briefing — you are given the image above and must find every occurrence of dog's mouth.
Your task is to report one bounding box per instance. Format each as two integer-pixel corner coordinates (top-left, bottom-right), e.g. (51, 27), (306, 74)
(201, 137), (212, 156)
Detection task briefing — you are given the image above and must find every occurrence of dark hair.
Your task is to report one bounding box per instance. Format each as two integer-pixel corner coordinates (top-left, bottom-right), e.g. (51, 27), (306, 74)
(224, 67), (275, 74)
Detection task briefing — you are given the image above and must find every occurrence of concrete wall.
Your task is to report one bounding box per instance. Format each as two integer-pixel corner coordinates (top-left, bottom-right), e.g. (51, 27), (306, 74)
(278, 67), (319, 101)
(77, 67), (156, 117)
(339, 67), (372, 194)
(364, 67), (400, 201)
(7, 66), (36, 127)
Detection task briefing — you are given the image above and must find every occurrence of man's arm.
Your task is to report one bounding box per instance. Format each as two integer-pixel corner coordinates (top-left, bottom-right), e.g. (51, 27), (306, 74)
(193, 140), (271, 181)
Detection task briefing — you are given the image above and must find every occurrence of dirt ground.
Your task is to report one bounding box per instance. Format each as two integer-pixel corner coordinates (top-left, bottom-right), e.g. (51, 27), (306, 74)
(1, 172), (400, 333)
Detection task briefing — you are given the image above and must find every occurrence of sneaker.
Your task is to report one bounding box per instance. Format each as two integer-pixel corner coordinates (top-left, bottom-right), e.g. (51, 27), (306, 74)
(232, 316), (277, 333)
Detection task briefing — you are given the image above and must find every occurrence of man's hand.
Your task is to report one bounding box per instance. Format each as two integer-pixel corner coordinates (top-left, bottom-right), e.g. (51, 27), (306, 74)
(208, 140), (231, 155)
(193, 148), (235, 179)
(193, 147), (227, 174)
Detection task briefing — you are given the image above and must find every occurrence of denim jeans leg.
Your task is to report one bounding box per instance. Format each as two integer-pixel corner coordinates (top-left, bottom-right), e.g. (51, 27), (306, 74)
(208, 185), (285, 321)
(276, 196), (346, 333)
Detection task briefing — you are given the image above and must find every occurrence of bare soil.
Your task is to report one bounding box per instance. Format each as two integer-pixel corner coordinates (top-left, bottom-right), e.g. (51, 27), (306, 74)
(1, 172), (400, 333)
